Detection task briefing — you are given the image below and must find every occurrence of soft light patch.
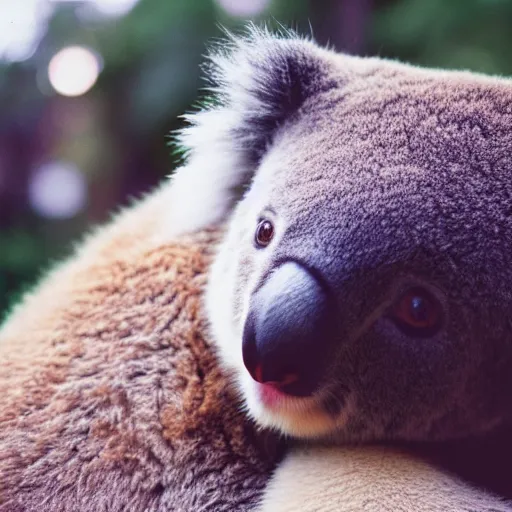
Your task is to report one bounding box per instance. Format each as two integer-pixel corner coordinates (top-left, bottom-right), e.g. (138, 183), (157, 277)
(48, 46), (101, 97)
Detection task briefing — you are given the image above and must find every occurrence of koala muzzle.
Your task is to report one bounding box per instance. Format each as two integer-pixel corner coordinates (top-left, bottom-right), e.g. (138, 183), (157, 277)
(242, 261), (335, 397)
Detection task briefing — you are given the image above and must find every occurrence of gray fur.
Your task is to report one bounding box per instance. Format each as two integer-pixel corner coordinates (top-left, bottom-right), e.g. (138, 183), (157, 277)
(171, 26), (512, 445)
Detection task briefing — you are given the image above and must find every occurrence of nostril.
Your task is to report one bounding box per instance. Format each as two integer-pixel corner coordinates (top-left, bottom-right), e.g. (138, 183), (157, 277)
(243, 318), (301, 388)
(276, 373), (299, 386)
(254, 364), (263, 383)
(253, 364), (299, 387)
(243, 319), (299, 387)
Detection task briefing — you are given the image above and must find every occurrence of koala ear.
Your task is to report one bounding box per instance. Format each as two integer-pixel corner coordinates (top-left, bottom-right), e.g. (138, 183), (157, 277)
(163, 25), (337, 238)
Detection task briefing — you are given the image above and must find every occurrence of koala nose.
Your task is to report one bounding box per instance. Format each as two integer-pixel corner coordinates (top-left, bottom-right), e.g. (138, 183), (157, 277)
(242, 261), (336, 397)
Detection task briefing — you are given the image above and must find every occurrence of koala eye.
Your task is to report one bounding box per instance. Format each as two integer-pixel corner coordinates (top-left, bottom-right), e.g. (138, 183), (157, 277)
(255, 219), (274, 248)
(389, 287), (443, 337)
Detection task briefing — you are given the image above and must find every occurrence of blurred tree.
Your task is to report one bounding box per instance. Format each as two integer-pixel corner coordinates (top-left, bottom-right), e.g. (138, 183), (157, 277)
(0, 0), (312, 317)
(372, 0), (512, 75)
(1, 0), (512, 318)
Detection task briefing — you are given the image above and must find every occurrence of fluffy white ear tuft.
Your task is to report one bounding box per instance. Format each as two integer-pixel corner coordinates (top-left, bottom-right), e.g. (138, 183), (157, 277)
(162, 24), (336, 239)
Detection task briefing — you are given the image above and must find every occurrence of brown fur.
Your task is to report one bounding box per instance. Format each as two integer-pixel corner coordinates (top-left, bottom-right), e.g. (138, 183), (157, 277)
(0, 187), (283, 512)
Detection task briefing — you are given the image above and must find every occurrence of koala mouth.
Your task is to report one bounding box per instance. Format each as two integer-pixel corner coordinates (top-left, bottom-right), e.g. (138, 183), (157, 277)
(255, 382), (292, 408)
(251, 379), (324, 415)
(251, 367), (306, 397)
(254, 379), (346, 417)
(244, 373), (352, 439)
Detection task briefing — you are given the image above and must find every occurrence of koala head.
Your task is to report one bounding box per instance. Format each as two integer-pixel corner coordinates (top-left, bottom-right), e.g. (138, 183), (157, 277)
(168, 26), (512, 442)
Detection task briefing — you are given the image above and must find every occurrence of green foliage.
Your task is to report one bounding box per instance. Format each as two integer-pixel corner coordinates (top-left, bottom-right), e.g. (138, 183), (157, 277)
(373, 0), (512, 75)
(0, 231), (48, 319)
(92, 0), (311, 134)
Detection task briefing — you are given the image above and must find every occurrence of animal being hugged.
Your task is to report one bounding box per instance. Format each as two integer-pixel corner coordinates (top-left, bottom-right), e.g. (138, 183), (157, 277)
(1, 25), (512, 512)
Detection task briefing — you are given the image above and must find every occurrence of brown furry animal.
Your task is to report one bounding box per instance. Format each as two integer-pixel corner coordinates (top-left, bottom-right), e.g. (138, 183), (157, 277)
(1, 186), (510, 512)
(0, 188), (283, 511)
(3, 25), (512, 512)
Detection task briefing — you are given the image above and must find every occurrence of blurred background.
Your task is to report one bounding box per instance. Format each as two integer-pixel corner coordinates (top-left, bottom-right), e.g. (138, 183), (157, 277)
(1, 0), (512, 318)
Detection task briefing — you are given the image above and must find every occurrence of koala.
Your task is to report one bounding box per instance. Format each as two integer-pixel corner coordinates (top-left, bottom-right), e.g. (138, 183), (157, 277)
(2, 24), (512, 512)
(167, 25), (512, 445)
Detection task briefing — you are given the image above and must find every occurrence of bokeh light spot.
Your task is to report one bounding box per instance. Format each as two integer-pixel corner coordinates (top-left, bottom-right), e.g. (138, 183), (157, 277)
(0, 0), (53, 62)
(48, 46), (101, 97)
(215, 0), (271, 17)
(90, 0), (140, 17)
(29, 161), (87, 219)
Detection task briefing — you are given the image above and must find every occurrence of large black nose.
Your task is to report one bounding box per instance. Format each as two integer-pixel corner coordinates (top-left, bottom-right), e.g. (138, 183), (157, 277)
(242, 261), (336, 397)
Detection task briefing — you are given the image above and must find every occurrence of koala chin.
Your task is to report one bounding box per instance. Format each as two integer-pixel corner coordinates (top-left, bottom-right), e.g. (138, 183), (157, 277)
(169, 26), (512, 441)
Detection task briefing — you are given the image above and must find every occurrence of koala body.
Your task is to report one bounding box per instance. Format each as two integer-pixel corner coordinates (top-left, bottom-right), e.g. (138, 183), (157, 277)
(170, 26), (512, 444)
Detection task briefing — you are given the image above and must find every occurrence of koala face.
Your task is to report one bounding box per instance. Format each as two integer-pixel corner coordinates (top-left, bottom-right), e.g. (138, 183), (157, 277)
(172, 27), (512, 442)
